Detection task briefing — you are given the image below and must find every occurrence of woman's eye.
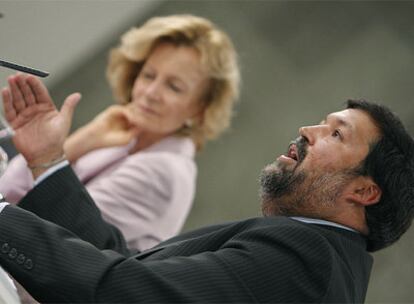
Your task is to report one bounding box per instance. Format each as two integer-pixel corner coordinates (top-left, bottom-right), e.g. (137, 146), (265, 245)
(169, 82), (182, 93)
(142, 72), (155, 80)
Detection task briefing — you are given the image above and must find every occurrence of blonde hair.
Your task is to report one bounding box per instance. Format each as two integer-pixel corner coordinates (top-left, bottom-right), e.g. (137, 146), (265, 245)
(106, 14), (240, 149)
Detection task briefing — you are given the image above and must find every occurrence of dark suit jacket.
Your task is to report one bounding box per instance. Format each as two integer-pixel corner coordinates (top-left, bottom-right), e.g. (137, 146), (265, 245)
(0, 166), (373, 303)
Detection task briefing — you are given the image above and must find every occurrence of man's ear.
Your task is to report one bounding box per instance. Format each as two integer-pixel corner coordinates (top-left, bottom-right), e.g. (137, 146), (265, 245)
(344, 176), (382, 206)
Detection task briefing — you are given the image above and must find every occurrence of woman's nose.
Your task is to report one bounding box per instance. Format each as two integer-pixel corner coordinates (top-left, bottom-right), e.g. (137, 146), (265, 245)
(144, 80), (161, 102)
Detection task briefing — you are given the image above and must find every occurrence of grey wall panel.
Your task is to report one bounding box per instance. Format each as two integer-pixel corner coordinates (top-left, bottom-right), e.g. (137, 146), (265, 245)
(2, 1), (414, 302)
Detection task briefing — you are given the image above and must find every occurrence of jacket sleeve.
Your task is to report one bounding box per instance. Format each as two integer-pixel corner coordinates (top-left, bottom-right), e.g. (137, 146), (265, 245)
(17, 165), (130, 254)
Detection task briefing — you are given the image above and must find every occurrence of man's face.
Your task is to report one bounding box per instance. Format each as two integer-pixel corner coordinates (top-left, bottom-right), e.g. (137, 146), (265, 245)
(260, 108), (380, 217)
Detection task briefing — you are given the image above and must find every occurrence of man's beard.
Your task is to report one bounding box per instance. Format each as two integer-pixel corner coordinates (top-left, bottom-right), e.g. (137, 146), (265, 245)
(259, 138), (360, 218)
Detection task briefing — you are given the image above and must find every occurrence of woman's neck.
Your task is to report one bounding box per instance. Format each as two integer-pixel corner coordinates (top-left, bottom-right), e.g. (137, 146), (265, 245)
(129, 131), (169, 154)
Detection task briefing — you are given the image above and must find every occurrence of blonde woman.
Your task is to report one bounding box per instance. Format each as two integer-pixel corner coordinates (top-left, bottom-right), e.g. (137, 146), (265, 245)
(0, 14), (240, 251)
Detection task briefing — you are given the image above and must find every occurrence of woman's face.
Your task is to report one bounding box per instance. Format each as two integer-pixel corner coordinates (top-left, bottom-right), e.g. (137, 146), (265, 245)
(130, 42), (209, 135)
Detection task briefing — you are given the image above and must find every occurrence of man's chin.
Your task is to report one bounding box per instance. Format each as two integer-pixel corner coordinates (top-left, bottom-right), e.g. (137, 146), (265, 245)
(264, 160), (295, 175)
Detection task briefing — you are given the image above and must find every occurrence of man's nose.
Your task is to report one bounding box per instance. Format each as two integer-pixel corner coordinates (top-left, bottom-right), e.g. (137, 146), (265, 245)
(299, 125), (325, 145)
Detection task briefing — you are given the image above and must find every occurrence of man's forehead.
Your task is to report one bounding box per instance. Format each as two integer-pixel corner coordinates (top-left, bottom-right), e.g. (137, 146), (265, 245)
(324, 110), (354, 130)
(326, 108), (366, 122)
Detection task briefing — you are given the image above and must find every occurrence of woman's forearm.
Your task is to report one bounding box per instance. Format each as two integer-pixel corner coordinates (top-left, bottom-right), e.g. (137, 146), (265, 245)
(64, 125), (100, 163)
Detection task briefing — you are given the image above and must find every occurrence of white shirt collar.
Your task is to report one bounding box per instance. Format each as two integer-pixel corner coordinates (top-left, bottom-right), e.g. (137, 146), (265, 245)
(290, 216), (359, 233)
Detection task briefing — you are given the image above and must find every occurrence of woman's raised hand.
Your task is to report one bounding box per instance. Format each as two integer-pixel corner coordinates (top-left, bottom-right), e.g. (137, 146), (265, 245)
(1, 73), (80, 170)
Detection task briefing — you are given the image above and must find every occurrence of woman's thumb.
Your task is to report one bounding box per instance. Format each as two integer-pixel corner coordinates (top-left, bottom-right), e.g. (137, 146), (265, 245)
(61, 93), (81, 123)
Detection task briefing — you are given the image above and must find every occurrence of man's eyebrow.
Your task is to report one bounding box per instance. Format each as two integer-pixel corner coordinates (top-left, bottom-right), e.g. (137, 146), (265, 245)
(322, 114), (353, 130)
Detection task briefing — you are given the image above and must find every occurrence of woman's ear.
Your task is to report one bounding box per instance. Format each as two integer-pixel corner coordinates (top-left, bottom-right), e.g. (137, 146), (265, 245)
(191, 106), (206, 126)
(344, 176), (382, 206)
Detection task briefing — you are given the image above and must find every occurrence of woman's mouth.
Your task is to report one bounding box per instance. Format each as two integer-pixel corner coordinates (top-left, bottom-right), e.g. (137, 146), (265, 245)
(138, 104), (159, 116)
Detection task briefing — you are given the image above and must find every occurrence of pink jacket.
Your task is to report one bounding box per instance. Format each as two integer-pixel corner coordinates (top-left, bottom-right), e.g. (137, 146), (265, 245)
(0, 136), (197, 251)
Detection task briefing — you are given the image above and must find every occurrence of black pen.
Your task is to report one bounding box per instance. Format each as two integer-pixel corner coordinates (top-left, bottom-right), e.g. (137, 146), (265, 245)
(0, 59), (49, 77)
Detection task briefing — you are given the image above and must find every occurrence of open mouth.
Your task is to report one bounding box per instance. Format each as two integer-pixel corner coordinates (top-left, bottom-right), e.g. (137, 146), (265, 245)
(277, 137), (307, 165)
(286, 144), (299, 162)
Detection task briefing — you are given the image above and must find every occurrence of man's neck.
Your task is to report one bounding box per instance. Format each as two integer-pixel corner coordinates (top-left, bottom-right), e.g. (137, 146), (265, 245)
(327, 206), (369, 235)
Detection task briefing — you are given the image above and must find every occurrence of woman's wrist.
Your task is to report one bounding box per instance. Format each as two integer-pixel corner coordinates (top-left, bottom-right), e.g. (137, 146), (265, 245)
(64, 124), (100, 162)
(27, 151), (67, 179)
(28, 154), (67, 170)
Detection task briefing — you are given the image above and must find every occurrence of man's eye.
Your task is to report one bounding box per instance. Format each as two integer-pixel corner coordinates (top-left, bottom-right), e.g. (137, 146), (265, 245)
(332, 130), (343, 140)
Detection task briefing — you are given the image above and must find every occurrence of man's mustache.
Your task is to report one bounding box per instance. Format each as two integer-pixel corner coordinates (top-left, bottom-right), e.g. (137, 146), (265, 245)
(290, 136), (308, 163)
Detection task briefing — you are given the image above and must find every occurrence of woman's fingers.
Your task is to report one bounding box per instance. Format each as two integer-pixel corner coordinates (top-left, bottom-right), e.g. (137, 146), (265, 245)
(26, 75), (53, 105)
(1, 87), (17, 122)
(124, 105), (142, 128)
(16, 74), (36, 106)
(7, 75), (26, 113)
(6, 73), (45, 114)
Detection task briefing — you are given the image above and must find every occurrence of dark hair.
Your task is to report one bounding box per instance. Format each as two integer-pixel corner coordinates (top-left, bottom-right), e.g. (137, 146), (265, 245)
(346, 99), (414, 252)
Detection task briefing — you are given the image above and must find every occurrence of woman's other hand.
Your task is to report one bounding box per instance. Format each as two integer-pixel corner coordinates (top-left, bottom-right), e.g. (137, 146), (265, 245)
(64, 105), (141, 162)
